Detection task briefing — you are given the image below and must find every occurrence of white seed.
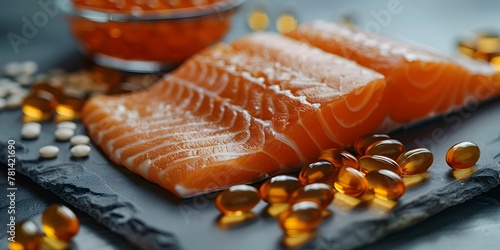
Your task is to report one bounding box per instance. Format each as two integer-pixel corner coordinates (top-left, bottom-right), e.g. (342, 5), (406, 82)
(70, 135), (90, 145)
(70, 145), (91, 158)
(0, 78), (12, 84)
(6, 95), (24, 109)
(0, 87), (9, 98)
(21, 61), (38, 76)
(24, 122), (42, 129)
(55, 127), (75, 141)
(21, 123), (41, 139)
(39, 145), (59, 158)
(16, 74), (33, 86)
(4, 62), (23, 76)
(0, 98), (6, 110)
(8, 86), (28, 97)
(57, 121), (77, 130)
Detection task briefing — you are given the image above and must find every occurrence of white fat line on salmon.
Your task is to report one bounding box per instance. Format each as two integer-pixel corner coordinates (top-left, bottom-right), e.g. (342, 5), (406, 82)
(156, 152), (267, 182)
(112, 121), (217, 161)
(315, 108), (342, 146)
(120, 126), (241, 166)
(343, 83), (376, 112)
(119, 104), (241, 164)
(97, 115), (194, 149)
(141, 143), (255, 177)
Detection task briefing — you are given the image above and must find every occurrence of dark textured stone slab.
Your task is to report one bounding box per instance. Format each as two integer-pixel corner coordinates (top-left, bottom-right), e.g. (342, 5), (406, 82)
(1, 98), (500, 250)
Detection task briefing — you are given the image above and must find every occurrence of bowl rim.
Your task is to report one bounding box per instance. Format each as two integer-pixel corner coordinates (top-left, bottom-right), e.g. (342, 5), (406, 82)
(56, 0), (246, 22)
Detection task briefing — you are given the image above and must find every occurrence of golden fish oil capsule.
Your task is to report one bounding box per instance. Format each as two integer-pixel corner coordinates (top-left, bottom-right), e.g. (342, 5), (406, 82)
(56, 94), (86, 118)
(299, 161), (336, 185)
(359, 155), (402, 176)
(22, 91), (56, 121)
(333, 167), (368, 197)
(397, 148), (434, 176)
(365, 170), (406, 200)
(354, 134), (390, 156)
(247, 9), (269, 31)
(42, 204), (80, 241)
(290, 183), (334, 209)
(276, 13), (298, 34)
(259, 175), (301, 203)
(445, 141), (480, 169)
(457, 39), (476, 58)
(32, 80), (64, 101)
(278, 201), (323, 236)
(476, 34), (499, 54)
(365, 139), (405, 160)
(216, 185), (261, 215)
(319, 148), (359, 169)
(9, 220), (42, 250)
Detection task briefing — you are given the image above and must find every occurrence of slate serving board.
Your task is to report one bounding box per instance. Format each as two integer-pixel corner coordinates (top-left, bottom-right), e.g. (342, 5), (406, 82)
(1, 97), (500, 250)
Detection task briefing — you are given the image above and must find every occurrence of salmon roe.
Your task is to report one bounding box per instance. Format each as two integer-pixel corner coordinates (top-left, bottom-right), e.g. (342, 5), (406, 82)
(216, 185), (261, 215)
(42, 204), (80, 241)
(365, 170), (406, 200)
(259, 175), (301, 203)
(445, 141), (480, 169)
(69, 0), (237, 66)
(298, 161), (336, 185)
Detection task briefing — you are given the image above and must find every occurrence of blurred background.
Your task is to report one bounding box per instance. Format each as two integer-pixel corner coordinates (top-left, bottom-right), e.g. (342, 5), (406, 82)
(1, 0), (500, 70)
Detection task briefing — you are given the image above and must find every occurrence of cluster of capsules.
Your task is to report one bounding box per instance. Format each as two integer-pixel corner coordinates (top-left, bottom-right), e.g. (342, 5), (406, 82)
(458, 32), (500, 71)
(1, 61), (159, 123)
(10, 204), (80, 250)
(246, 8), (299, 34)
(215, 134), (481, 237)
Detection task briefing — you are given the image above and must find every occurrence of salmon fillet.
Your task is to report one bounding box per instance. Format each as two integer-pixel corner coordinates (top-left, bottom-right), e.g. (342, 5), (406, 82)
(82, 33), (386, 197)
(287, 21), (499, 123)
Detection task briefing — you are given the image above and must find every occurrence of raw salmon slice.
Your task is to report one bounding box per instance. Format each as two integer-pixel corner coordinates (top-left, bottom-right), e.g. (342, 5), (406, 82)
(82, 33), (386, 197)
(287, 21), (499, 124)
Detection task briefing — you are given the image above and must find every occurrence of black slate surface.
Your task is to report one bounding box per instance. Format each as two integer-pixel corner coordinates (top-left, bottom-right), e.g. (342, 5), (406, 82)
(1, 98), (500, 250)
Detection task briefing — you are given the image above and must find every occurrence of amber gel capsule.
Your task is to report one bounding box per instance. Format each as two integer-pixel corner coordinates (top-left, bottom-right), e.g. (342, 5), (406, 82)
(42, 204), (80, 241)
(365, 170), (406, 200)
(359, 155), (402, 176)
(333, 167), (368, 197)
(354, 134), (391, 155)
(259, 175), (301, 203)
(22, 91), (56, 121)
(397, 148), (434, 175)
(365, 139), (405, 160)
(290, 183), (334, 209)
(9, 220), (42, 250)
(446, 141), (480, 169)
(319, 148), (359, 169)
(299, 161), (336, 185)
(216, 185), (261, 215)
(278, 201), (323, 236)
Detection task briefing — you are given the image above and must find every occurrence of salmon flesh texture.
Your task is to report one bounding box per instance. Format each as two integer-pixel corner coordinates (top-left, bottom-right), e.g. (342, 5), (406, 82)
(287, 21), (499, 124)
(82, 33), (386, 198)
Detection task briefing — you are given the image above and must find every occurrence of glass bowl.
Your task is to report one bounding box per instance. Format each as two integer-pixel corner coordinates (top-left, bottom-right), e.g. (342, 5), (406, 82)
(57, 0), (246, 72)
